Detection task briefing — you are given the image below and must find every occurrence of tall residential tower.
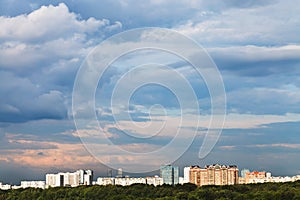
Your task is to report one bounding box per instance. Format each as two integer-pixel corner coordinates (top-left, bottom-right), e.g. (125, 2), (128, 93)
(160, 165), (179, 185)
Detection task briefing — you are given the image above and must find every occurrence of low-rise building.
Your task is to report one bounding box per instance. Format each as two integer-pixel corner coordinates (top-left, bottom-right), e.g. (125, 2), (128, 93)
(178, 177), (184, 185)
(11, 185), (22, 189)
(0, 182), (11, 190)
(242, 171), (300, 184)
(115, 177), (146, 186)
(96, 177), (115, 186)
(238, 177), (246, 184)
(96, 176), (163, 186)
(146, 176), (163, 186)
(245, 171), (267, 184)
(21, 181), (45, 189)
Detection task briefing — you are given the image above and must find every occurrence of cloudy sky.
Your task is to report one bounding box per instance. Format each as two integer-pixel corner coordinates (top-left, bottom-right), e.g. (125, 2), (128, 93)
(1, 0), (300, 184)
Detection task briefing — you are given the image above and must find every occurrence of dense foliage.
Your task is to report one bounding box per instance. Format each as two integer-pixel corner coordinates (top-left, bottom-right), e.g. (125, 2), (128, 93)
(1, 181), (300, 200)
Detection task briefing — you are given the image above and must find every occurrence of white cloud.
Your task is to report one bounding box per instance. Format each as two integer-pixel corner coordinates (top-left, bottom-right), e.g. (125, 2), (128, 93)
(226, 86), (300, 115)
(0, 38), (85, 69)
(0, 3), (119, 42)
(209, 45), (300, 63)
(0, 3), (122, 70)
(251, 143), (300, 149)
(0, 3), (125, 122)
(222, 113), (300, 129)
(176, 0), (300, 46)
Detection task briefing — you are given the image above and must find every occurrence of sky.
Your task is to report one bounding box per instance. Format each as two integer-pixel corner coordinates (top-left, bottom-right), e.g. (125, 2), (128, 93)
(0, 0), (300, 184)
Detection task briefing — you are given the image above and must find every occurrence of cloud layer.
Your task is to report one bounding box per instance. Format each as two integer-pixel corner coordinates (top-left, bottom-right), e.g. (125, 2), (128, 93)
(0, 3), (122, 123)
(0, 0), (300, 183)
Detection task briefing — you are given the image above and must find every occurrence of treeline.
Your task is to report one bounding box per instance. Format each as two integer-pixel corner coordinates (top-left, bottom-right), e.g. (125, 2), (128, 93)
(1, 181), (300, 200)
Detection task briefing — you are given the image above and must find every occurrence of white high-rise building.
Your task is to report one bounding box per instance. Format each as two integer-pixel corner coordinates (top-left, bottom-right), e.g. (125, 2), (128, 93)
(117, 168), (123, 178)
(63, 172), (80, 186)
(183, 167), (191, 183)
(78, 169), (85, 185)
(84, 170), (93, 185)
(266, 172), (272, 179)
(46, 173), (64, 187)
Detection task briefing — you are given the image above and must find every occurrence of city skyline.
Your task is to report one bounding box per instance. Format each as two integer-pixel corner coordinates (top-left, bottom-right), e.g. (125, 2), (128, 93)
(0, 162), (298, 186)
(1, 0), (300, 184)
(1, 163), (300, 190)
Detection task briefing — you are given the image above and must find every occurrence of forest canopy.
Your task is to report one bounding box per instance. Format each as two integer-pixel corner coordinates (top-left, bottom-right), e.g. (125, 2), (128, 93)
(1, 181), (300, 200)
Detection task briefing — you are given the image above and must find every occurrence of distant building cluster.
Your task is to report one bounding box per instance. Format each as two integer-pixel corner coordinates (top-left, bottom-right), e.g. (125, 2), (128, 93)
(94, 167), (163, 187)
(160, 164), (300, 187)
(46, 169), (93, 188)
(239, 169), (300, 184)
(0, 181), (46, 190)
(1, 165), (300, 190)
(0, 169), (93, 190)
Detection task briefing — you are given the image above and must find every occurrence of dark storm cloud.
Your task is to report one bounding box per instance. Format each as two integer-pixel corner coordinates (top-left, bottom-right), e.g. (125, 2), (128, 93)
(0, 71), (67, 123)
(210, 46), (300, 77)
(107, 127), (171, 146)
(217, 121), (300, 148)
(226, 87), (300, 115)
(175, 121), (300, 176)
(0, 161), (45, 184)
(220, 0), (276, 9)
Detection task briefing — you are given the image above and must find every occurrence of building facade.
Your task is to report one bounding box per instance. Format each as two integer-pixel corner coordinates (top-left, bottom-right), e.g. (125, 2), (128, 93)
(160, 165), (179, 185)
(189, 164), (239, 186)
